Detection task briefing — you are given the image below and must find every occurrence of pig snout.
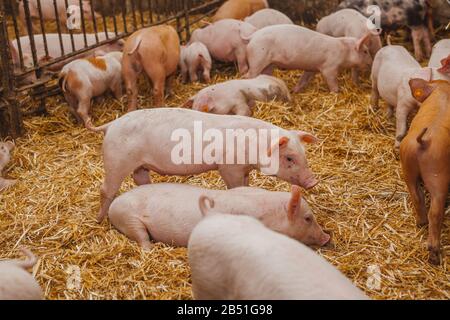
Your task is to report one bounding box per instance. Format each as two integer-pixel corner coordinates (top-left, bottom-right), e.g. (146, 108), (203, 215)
(296, 175), (318, 190)
(319, 232), (331, 247)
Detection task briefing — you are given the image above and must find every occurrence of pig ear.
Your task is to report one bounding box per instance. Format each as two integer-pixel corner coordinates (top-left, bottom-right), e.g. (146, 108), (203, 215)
(5, 141), (15, 151)
(438, 55), (450, 74)
(408, 78), (435, 103)
(288, 185), (302, 222)
(297, 131), (319, 144)
(183, 98), (194, 109)
(267, 136), (290, 157)
(356, 32), (372, 51)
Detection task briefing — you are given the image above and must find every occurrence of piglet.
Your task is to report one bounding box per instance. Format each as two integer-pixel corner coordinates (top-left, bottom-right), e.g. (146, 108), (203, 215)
(184, 75), (291, 116)
(0, 141), (16, 190)
(179, 42), (212, 84)
(400, 79), (450, 265)
(244, 25), (373, 93)
(188, 199), (368, 300)
(59, 52), (123, 127)
(189, 19), (257, 75)
(212, 0), (269, 22)
(428, 39), (450, 81)
(316, 8), (382, 85)
(0, 248), (43, 300)
(109, 183), (330, 249)
(122, 25), (180, 110)
(244, 8), (294, 29)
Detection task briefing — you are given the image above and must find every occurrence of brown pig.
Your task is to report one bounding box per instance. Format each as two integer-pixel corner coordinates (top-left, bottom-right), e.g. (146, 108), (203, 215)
(121, 25), (180, 111)
(212, 0), (269, 22)
(0, 141), (16, 190)
(0, 248), (43, 300)
(400, 79), (450, 265)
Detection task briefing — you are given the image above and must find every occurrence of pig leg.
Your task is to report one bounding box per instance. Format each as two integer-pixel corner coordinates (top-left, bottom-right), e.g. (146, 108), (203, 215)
(394, 101), (415, 149)
(411, 28), (424, 62)
(218, 166), (248, 188)
(262, 65), (274, 76)
(77, 96), (93, 127)
(180, 60), (189, 84)
(123, 59), (141, 112)
(0, 178), (17, 190)
(232, 102), (252, 116)
(133, 167), (151, 186)
(235, 47), (249, 75)
(293, 72), (316, 93)
(370, 78), (380, 109)
(118, 217), (153, 250)
(422, 27), (432, 59)
(98, 172), (128, 223)
(142, 61), (166, 107)
(189, 60), (200, 83)
(321, 68), (340, 93)
(351, 68), (360, 86)
(402, 159), (428, 226)
(202, 64), (211, 83)
(64, 93), (83, 124)
(110, 80), (123, 100)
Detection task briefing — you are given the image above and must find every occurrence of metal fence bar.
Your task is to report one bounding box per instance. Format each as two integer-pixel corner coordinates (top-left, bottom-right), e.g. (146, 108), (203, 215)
(79, 0), (88, 47)
(89, 0), (100, 44)
(100, 0), (110, 39)
(10, 0), (25, 70)
(64, 0), (77, 53)
(37, 0), (49, 58)
(53, 0), (65, 57)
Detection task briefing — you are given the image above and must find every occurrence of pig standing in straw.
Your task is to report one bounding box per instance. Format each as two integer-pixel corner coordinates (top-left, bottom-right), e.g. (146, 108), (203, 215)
(0, 141), (16, 190)
(400, 79), (450, 265)
(0, 248), (43, 300)
(179, 42), (212, 83)
(244, 25), (373, 93)
(188, 197), (369, 300)
(244, 8), (294, 29)
(87, 108), (319, 222)
(108, 183), (330, 249)
(59, 52), (123, 127)
(184, 75), (291, 116)
(316, 8), (382, 85)
(212, 0), (269, 22)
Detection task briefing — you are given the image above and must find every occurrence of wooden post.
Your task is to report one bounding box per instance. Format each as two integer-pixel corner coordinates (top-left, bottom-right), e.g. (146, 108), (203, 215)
(0, 1), (23, 138)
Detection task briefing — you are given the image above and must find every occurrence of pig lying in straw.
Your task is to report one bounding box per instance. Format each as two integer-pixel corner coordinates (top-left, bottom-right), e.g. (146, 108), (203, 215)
(244, 25), (373, 93)
(183, 75), (291, 116)
(400, 79), (450, 265)
(212, 0), (269, 22)
(0, 141), (16, 190)
(244, 8), (294, 29)
(122, 25), (180, 110)
(188, 197), (368, 300)
(87, 108), (319, 222)
(370, 44), (443, 149)
(109, 183), (330, 249)
(316, 8), (382, 85)
(189, 19), (257, 75)
(179, 42), (212, 84)
(0, 248), (43, 300)
(59, 52), (123, 127)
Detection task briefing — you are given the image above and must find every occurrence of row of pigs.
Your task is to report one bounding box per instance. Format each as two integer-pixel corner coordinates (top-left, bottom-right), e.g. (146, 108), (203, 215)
(1, 0), (449, 299)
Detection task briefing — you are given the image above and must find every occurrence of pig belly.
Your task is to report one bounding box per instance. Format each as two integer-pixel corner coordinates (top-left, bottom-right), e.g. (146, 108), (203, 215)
(147, 163), (219, 176)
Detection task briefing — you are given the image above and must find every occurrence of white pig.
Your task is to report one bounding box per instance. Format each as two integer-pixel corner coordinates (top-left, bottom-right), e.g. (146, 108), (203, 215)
(244, 8), (294, 29)
(184, 75), (291, 116)
(244, 25), (373, 93)
(189, 19), (257, 74)
(179, 42), (212, 83)
(370, 45), (435, 148)
(316, 9), (382, 85)
(0, 141), (16, 190)
(428, 39), (450, 68)
(0, 248), (43, 300)
(59, 51), (123, 126)
(87, 108), (320, 222)
(188, 198), (369, 300)
(109, 183), (330, 249)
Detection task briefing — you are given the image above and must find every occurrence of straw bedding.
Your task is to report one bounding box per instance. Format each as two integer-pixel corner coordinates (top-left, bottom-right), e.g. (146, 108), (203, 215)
(0, 14), (449, 300)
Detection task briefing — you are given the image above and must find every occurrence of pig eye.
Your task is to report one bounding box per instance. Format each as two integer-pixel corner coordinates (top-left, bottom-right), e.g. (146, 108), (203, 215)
(304, 216), (312, 224)
(286, 156), (294, 163)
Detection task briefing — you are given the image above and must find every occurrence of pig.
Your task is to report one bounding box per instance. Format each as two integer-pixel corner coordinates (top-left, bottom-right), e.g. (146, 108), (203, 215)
(11, 32), (124, 72)
(244, 25), (373, 93)
(316, 8), (382, 85)
(400, 79), (450, 265)
(189, 19), (257, 75)
(86, 108), (319, 222)
(179, 42), (212, 84)
(212, 0), (269, 22)
(59, 52), (123, 126)
(428, 39), (450, 80)
(243, 8), (294, 29)
(0, 141), (16, 190)
(337, 0), (432, 62)
(184, 75), (291, 116)
(18, 0), (99, 34)
(370, 45), (436, 149)
(122, 25), (180, 111)
(0, 248), (43, 300)
(188, 198), (368, 300)
(109, 183), (330, 249)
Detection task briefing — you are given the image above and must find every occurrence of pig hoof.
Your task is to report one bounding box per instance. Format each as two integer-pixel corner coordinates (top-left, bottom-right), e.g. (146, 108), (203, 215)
(141, 243), (154, 251)
(415, 219), (428, 228)
(428, 251), (441, 265)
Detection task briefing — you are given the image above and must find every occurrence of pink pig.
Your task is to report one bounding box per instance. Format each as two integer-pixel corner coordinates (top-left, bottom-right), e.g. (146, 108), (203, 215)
(0, 248), (43, 300)
(59, 51), (123, 127)
(428, 40), (450, 69)
(0, 141), (16, 190)
(179, 42), (212, 83)
(244, 24), (373, 93)
(87, 108), (319, 222)
(188, 200), (368, 300)
(244, 8), (294, 29)
(109, 183), (330, 249)
(316, 9), (382, 85)
(189, 19), (257, 74)
(184, 75), (291, 116)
